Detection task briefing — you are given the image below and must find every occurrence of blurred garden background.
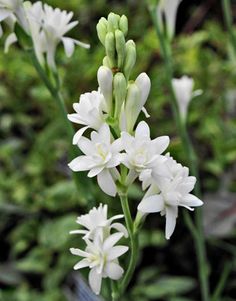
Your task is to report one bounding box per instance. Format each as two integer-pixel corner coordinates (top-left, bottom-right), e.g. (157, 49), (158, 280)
(0, 0), (236, 300)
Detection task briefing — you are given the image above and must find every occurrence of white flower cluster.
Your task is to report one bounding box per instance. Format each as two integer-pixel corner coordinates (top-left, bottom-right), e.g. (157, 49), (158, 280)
(70, 204), (128, 295)
(0, 0), (89, 69)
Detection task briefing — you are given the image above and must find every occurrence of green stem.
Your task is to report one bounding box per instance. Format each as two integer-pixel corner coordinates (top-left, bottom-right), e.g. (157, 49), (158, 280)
(149, 5), (210, 301)
(222, 0), (236, 54)
(118, 191), (139, 297)
(28, 50), (93, 201)
(211, 262), (231, 301)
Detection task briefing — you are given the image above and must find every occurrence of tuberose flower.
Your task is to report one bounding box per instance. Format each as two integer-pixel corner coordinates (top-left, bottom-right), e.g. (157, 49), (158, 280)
(70, 203), (128, 239)
(121, 121), (170, 185)
(68, 123), (123, 196)
(70, 231), (128, 295)
(68, 90), (107, 144)
(138, 155), (203, 239)
(172, 76), (202, 120)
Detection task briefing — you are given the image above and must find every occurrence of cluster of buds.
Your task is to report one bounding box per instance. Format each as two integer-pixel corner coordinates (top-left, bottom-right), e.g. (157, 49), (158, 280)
(0, 0), (89, 70)
(68, 12), (203, 295)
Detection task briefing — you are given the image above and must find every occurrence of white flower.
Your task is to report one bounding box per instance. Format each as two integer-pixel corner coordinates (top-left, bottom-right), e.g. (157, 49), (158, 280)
(172, 76), (202, 120)
(157, 0), (182, 40)
(68, 90), (107, 144)
(121, 121), (170, 185)
(138, 155), (203, 239)
(40, 4), (90, 70)
(70, 203), (128, 239)
(68, 123), (123, 197)
(70, 231), (128, 295)
(0, 0), (28, 33)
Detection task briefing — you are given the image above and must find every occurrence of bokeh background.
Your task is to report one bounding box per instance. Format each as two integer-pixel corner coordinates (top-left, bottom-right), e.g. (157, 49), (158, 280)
(0, 0), (236, 300)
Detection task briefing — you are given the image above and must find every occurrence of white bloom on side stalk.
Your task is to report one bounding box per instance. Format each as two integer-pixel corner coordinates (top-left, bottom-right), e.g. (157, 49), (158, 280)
(70, 231), (128, 295)
(172, 76), (202, 120)
(70, 203), (128, 239)
(68, 91), (107, 144)
(121, 121), (170, 185)
(40, 4), (90, 70)
(0, 0), (28, 33)
(157, 0), (182, 40)
(138, 155), (203, 239)
(68, 124), (123, 197)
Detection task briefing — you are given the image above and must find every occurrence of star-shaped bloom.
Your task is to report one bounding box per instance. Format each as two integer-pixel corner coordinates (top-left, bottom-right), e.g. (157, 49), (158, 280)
(138, 155), (203, 239)
(70, 204), (128, 239)
(121, 121), (170, 185)
(70, 231), (128, 295)
(68, 90), (107, 144)
(68, 124), (123, 196)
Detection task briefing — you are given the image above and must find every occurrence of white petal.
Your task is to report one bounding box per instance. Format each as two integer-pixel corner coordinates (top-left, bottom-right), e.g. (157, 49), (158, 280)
(70, 248), (89, 257)
(135, 121), (150, 138)
(62, 37), (75, 57)
(110, 223), (128, 238)
(4, 33), (17, 53)
(105, 262), (124, 280)
(97, 169), (117, 197)
(107, 246), (129, 261)
(88, 167), (104, 177)
(78, 136), (95, 155)
(0, 8), (11, 22)
(68, 156), (94, 171)
(181, 194), (203, 207)
(152, 136), (170, 154)
(111, 138), (124, 153)
(73, 38), (90, 49)
(88, 268), (102, 295)
(73, 258), (90, 270)
(69, 229), (87, 235)
(72, 126), (90, 145)
(165, 206), (178, 240)
(138, 195), (164, 213)
(103, 232), (123, 251)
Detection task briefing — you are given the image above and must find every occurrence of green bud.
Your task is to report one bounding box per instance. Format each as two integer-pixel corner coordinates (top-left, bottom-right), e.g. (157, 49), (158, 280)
(96, 17), (108, 45)
(124, 40), (136, 80)
(125, 83), (141, 133)
(107, 13), (120, 32)
(119, 15), (128, 36)
(113, 72), (127, 119)
(103, 56), (111, 68)
(105, 32), (116, 68)
(115, 30), (126, 69)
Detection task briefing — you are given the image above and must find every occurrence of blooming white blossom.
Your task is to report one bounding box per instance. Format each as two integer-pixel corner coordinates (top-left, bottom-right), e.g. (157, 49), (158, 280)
(138, 155), (203, 239)
(156, 0), (182, 40)
(70, 203), (128, 239)
(172, 76), (202, 120)
(68, 123), (123, 196)
(68, 90), (107, 144)
(34, 3), (90, 70)
(70, 231), (128, 295)
(121, 121), (170, 185)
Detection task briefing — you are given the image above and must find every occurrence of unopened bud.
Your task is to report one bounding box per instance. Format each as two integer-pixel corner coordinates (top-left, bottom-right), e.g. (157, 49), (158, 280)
(107, 13), (120, 32)
(105, 32), (116, 68)
(119, 15), (128, 36)
(96, 17), (108, 45)
(125, 83), (141, 133)
(135, 73), (151, 110)
(124, 40), (136, 80)
(103, 56), (111, 68)
(97, 66), (113, 114)
(115, 30), (126, 69)
(114, 72), (127, 119)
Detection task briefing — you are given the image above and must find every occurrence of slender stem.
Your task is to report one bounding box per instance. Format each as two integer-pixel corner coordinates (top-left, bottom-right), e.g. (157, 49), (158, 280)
(211, 262), (231, 301)
(149, 5), (210, 301)
(222, 0), (236, 54)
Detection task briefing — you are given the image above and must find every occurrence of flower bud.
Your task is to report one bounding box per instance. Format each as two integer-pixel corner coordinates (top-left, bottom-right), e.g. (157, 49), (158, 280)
(107, 12), (120, 32)
(97, 66), (113, 114)
(105, 32), (116, 68)
(135, 73), (151, 110)
(119, 15), (128, 36)
(124, 40), (136, 80)
(113, 72), (127, 119)
(96, 17), (108, 45)
(115, 29), (126, 69)
(125, 83), (141, 132)
(103, 56), (111, 68)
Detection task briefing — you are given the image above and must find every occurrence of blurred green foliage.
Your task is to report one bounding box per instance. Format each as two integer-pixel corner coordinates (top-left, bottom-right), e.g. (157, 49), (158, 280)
(0, 1), (236, 301)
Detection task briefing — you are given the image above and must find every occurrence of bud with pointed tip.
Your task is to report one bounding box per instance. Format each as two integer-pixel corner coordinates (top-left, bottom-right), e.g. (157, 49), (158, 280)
(96, 17), (108, 45)
(103, 56), (111, 68)
(125, 83), (141, 133)
(135, 73), (151, 111)
(115, 29), (126, 69)
(107, 12), (120, 32)
(97, 66), (113, 114)
(119, 15), (128, 36)
(113, 72), (127, 119)
(105, 32), (116, 68)
(124, 40), (136, 80)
